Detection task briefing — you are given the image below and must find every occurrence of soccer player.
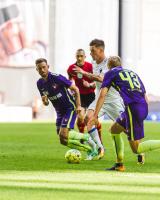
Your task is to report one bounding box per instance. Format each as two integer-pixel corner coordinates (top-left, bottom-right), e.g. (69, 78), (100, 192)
(74, 39), (124, 160)
(67, 49), (102, 143)
(90, 56), (160, 171)
(67, 49), (96, 133)
(35, 58), (96, 155)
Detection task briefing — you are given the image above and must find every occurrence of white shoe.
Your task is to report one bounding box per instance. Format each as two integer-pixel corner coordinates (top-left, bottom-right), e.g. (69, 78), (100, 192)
(85, 150), (98, 161)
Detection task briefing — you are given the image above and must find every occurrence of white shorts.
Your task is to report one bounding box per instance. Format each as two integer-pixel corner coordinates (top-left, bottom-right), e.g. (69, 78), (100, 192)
(88, 98), (125, 121)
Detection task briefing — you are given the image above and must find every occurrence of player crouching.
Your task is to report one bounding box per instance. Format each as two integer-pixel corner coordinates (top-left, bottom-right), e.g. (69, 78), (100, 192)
(36, 58), (97, 157)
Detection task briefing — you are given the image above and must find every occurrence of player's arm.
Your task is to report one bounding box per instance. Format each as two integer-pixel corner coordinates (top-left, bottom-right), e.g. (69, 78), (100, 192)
(42, 95), (49, 106)
(73, 66), (103, 82)
(89, 70), (113, 123)
(69, 84), (81, 113)
(37, 82), (49, 106)
(88, 87), (108, 125)
(83, 80), (96, 88)
(94, 87), (109, 117)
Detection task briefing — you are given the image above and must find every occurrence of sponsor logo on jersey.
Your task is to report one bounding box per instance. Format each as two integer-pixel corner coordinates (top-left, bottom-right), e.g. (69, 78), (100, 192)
(42, 91), (49, 96)
(49, 93), (62, 101)
(77, 73), (83, 79)
(52, 84), (58, 89)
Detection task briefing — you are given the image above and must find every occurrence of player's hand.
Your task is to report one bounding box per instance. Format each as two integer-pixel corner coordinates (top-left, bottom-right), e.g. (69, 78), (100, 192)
(73, 65), (85, 75)
(42, 95), (49, 106)
(88, 115), (98, 126)
(83, 80), (90, 88)
(76, 105), (82, 115)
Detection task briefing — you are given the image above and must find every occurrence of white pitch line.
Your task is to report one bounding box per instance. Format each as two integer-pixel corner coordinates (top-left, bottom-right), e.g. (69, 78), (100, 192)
(0, 171), (160, 182)
(0, 171), (160, 190)
(0, 180), (159, 194)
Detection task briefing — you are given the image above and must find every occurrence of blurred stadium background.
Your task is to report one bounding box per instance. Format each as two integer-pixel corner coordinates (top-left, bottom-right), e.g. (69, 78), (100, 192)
(0, 0), (160, 122)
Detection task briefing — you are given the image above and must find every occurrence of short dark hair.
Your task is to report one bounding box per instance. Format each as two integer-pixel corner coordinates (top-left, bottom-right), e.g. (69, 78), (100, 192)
(89, 39), (105, 49)
(76, 49), (85, 53)
(35, 58), (47, 65)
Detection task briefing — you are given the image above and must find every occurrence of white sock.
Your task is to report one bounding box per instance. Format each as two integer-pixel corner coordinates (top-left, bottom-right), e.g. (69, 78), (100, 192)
(88, 126), (104, 149)
(87, 136), (97, 151)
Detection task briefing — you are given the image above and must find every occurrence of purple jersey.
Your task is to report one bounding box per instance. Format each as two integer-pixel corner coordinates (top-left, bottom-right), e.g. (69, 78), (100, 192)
(101, 66), (146, 105)
(37, 72), (76, 111)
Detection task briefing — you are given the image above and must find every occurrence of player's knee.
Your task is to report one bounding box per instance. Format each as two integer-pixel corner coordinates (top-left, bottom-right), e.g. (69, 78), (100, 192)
(59, 129), (63, 137)
(59, 135), (67, 145)
(84, 116), (88, 125)
(59, 130), (68, 145)
(109, 125), (116, 134)
(77, 117), (83, 125)
(132, 148), (138, 154)
(109, 123), (122, 134)
(130, 145), (139, 154)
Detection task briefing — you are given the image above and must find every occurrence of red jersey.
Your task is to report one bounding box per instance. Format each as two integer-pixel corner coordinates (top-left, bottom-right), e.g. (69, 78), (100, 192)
(67, 61), (95, 94)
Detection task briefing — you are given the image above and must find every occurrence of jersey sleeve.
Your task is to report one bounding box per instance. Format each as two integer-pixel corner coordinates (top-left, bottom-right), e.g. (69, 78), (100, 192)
(101, 70), (114, 89)
(54, 74), (72, 88)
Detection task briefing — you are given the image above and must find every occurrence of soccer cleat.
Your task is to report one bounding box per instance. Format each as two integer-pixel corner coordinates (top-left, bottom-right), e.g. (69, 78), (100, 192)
(137, 154), (145, 164)
(85, 149), (98, 160)
(97, 147), (105, 160)
(105, 163), (126, 172)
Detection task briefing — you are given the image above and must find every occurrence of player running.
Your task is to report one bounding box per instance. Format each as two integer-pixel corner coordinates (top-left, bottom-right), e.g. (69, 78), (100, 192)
(74, 39), (124, 160)
(67, 49), (102, 142)
(36, 58), (96, 155)
(90, 56), (160, 171)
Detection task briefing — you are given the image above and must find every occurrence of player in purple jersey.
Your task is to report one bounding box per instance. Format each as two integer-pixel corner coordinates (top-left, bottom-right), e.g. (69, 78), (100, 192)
(89, 56), (160, 171)
(36, 58), (97, 155)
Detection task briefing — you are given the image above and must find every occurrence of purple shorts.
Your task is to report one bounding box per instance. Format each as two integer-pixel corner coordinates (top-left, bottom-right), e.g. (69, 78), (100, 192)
(56, 108), (77, 130)
(116, 102), (148, 141)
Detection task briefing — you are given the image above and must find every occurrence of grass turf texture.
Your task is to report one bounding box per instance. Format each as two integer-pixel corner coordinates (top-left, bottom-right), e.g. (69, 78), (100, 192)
(0, 122), (160, 200)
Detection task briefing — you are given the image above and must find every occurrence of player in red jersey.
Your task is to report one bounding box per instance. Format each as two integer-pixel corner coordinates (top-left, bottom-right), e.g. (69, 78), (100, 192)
(67, 49), (103, 147)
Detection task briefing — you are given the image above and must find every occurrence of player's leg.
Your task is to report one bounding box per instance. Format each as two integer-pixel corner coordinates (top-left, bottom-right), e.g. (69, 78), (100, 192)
(86, 96), (104, 149)
(60, 109), (89, 141)
(106, 121), (125, 171)
(105, 101), (130, 171)
(101, 101), (125, 163)
(76, 107), (86, 133)
(85, 109), (104, 155)
(129, 138), (160, 164)
(109, 122), (125, 163)
(56, 114), (62, 135)
(76, 93), (94, 134)
(127, 103), (160, 159)
(67, 110), (97, 153)
(130, 138), (160, 154)
(59, 127), (92, 152)
(58, 109), (95, 153)
(108, 101), (144, 164)
(96, 120), (102, 142)
(77, 105), (98, 154)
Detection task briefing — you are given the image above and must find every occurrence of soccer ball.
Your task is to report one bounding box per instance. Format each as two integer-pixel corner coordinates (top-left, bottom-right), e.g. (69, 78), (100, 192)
(65, 149), (81, 164)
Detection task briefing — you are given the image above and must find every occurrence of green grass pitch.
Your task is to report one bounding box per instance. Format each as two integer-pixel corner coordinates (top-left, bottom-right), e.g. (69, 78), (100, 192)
(0, 122), (160, 200)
